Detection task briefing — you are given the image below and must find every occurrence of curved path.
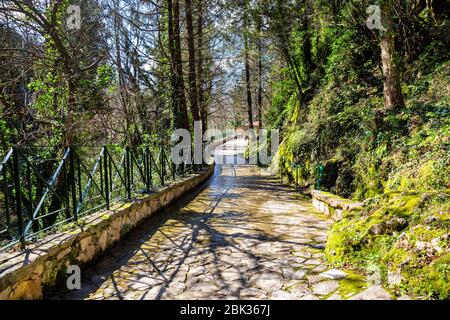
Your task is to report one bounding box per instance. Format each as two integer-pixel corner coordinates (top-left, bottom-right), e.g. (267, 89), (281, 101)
(53, 139), (368, 300)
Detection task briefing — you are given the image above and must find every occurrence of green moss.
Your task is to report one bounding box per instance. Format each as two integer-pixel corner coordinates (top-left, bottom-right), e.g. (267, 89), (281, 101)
(326, 191), (450, 299)
(325, 221), (353, 265)
(403, 253), (450, 299)
(42, 260), (68, 295)
(120, 223), (133, 237)
(317, 191), (356, 205)
(338, 271), (368, 299)
(100, 214), (112, 221)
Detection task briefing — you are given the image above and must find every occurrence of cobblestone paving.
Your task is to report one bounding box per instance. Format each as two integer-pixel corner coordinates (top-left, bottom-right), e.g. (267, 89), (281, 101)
(53, 139), (370, 300)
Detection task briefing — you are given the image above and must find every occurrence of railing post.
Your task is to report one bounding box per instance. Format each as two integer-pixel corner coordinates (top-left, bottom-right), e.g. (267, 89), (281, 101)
(12, 147), (25, 248)
(126, 146), (131, 199)
(69, 147), (78, 222)
(160, 147), (165, 186)
(147, 147), (152, 188)
(3, 164), (11, 235)
(316, 164), (323, 191)
(63, 152), (70, 220)
(77, 155), (82, 202)
(170, 151), (175, 180)
(257, 136), (260, 166)
(130, 148), (134, 188)
(144, 148), (148, 190)
(26, 161), (35, 229)
(108, 150), (112, 200)
(104, 147), (110, 209)
(145, 147), (150, 191)
(99, 150), (103, 196)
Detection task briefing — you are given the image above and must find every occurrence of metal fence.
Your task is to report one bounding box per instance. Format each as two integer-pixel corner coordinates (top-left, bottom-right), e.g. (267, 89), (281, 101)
(0, 144), (201, 252)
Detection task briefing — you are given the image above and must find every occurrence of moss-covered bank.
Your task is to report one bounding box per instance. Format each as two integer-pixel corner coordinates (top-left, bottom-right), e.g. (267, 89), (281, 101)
(325, 191), (449, 299)
(269, 46), (449, 298)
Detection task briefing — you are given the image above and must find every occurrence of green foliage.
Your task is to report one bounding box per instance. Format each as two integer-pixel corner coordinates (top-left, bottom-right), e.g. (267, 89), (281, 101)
(96, 65), (115, 88)
(326, 191), (450, 299)
(264, 0), (449, 299)
(277, 61), (449, 297)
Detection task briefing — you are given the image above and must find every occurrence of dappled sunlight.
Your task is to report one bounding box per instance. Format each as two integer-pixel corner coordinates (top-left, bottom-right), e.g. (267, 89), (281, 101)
(51, 140), (365, 300)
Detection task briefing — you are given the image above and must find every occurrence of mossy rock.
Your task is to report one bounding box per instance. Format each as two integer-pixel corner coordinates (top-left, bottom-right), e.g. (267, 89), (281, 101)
(325, 190), (450, 299)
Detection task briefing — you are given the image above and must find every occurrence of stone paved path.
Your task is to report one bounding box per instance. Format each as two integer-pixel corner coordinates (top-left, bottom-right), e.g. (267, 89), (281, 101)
(52, 139), (370, 300)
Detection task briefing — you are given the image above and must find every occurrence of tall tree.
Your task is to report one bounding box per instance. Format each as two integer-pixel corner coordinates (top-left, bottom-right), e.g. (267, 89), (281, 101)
(185, 0), (200, 123)
(197, 0), (207, 132)
(168, 0), (179, 129)
(380, 0), (405, 111)
(243, 1), (254, 129)
(256, 10), (263, 130)
(112, 0), (131, 144)
(169, 0), (190, 131)
(265, 0), (306, 108)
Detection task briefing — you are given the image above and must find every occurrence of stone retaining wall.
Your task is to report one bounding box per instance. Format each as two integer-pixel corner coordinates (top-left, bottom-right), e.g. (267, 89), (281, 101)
(0, 165), (214, 300)
(311, 190), (363, 221)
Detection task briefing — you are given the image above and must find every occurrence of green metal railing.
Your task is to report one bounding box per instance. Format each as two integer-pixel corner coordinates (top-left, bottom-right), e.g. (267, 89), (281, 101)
(0, 144), (201, 252)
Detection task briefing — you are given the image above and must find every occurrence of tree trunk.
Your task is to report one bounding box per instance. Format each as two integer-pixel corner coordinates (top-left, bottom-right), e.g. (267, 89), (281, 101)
(380, 0), (404, 112)
(197, 0), (207, 133)
(275, 1), (305, 108)
(113, 1), (130, 143)
(185, 0), (200, 123)
(46, 73), (76, 228)
(244, 7), (253, 129)
(168, 0), (180, 130)
(257, 14), (263, 130)
(173, 0), (190, 131)
(302, 1), (313, 74)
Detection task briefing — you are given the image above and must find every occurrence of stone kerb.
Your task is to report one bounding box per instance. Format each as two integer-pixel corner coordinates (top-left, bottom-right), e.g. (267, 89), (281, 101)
(311, 190), (363, 221)
(0, 165), (214, 300)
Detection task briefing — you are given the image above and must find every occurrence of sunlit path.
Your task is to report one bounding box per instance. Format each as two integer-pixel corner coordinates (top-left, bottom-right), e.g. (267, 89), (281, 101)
(52, 139), (365, 300)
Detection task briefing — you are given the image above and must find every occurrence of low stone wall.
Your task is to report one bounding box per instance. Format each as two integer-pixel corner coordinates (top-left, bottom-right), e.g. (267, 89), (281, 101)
(0, 165), (214, 300)
(311, 190), (363, 221)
